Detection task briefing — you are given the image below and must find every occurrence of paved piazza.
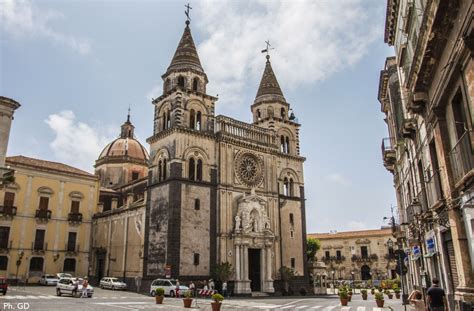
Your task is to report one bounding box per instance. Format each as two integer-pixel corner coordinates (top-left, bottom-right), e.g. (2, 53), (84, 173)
(0, 286), (404, 311)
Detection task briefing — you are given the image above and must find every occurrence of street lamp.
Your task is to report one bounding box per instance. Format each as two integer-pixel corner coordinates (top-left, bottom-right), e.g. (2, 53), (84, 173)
(351, 271), (355, 289)
(331, 270), (335, 292)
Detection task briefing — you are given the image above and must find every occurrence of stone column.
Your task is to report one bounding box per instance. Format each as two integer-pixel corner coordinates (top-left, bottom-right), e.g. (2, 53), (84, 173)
(243, 245), (249, 280)
(263, 245), (275, 293)
(0, 97), (20, 167)
(235, 244), (240, 280)
(266, 247), (272, 280)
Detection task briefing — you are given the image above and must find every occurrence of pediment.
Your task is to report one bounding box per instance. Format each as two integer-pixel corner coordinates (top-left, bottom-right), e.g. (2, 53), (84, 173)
(355, 238), (371, 244)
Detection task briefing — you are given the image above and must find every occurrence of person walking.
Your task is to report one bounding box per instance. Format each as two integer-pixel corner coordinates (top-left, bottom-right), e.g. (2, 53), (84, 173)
(189, 281), (196, 297)
(209, 279), (215, 290)
(81, 278), (89, 298)
(175, 279), (180, 298)
(408, 289), (425, 311)
(222, 281), (227, 298)
(426, 278), (448, 311)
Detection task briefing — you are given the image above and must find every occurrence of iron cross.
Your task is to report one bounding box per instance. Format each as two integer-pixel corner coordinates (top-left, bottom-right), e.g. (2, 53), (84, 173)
(185, 3), (192, 21)
(261, 40), (274, 56)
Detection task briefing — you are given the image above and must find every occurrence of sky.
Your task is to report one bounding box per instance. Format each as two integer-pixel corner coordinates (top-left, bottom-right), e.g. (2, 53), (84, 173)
(0, 0), (396, 233)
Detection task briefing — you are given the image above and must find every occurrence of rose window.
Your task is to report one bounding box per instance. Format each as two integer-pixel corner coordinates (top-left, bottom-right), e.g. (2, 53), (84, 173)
(235, 153), (264, 187)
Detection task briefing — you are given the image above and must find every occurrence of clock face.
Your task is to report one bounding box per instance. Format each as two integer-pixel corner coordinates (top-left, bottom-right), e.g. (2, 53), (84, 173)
(235, 152), (264, 187)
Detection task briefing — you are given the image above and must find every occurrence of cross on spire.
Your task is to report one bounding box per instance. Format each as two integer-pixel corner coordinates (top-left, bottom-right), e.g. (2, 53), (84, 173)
(261, 40), (274, 59)
(185, 3), (192, 22)
(127, 105), (131, 123)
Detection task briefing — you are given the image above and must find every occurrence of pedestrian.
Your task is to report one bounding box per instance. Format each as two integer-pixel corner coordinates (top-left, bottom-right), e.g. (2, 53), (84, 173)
(209, 279), (215, 290)
(426, 278), (448, 311)
(222, 281), (227, 298)
(408, 289), (425, 311)
(175, 279), (180, 298)
(74, 278), (79, 297)
(189, 281), (196, 297)
(81, 277), (89, 298)
(135, 275), (141, 293)
(203, 280), (208, 290)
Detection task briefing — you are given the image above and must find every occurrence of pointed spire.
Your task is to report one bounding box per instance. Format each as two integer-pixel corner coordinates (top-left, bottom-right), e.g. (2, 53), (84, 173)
(255, 55), (286, 103)
(166, 21), (204, 74)
(121, 109), (135, 138)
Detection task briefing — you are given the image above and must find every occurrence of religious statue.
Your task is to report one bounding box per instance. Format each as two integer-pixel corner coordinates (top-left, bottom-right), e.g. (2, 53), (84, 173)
(253, 217), (259, 232)
(234, 215), (241, 232)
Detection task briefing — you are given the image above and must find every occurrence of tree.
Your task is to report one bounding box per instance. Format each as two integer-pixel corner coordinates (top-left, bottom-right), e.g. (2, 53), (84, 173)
(279, 266), (295, 294)
(211, 262), (234, 282)
(307, 237), (321, 261)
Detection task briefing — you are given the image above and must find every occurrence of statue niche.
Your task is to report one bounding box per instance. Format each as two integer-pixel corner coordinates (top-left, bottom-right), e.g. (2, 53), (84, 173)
(234, 189), (272, 235)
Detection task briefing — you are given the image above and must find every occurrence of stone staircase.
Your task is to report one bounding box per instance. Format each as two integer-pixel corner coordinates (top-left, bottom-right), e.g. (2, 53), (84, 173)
(251, 291), (269, 297)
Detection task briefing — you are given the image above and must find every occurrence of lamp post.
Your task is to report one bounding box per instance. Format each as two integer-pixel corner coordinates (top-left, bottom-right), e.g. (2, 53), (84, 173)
(331, 270), (335, 293)
(351, 271), (355, 289)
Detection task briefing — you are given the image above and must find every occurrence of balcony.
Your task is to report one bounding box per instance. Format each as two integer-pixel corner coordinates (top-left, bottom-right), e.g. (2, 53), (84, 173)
(351, 254), (378, 263)
(65, 243), (79, 255)
(401, 118), (417, 139)
(32, 242), (47, 254)
(382, 137), (396, 172)
(425, 169), (443, 209)
(0, 241), (12, 254)
(35, 209), (51, 221)
(406, 92), (428, 115)
(67, 213), (83, 224)
(449, 131), (474, 187)
(0, 205), (17, 218)
(322, 256), (345, 264)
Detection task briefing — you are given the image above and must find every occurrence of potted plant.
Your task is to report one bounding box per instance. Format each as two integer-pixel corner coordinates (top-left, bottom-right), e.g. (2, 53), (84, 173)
(394, 287), (401, 299)
(183, 290), (193, 308)
(375, 292), (384, 308)
(338, 288), (349, 306)
(361, 289), (368, 300)
(211, 293), (224, 311)
(371, 287), (375, 295)
(155, 288), (165, 304)
(348, 288), (353, 302)
(385, 289), (393, 299)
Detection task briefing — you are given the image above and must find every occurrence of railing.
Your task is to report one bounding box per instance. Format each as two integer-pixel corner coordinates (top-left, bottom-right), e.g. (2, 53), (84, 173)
(35, 209), (52, 220)
(215, 115), (277, 147)
(32, 242), (47, 252)
(66, 243), (79, 254)
(425, 169), (443, 208)
(449, 131), (474, 185)
(0, 205), (17, 217)
(322, 256), (346, 263)
(351, 254), (378, 262)
(381, 137), (395, 153)
(67, 213), (83, 224)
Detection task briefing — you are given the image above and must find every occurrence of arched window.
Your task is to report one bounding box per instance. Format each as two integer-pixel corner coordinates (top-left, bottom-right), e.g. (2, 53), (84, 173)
(162, 159), (167, 180)
(280, 135), (285, 153)
(189, 158), (195, 181)
(158, 160), (162, 181)
(190, 110), (196, 129)
(257, 109), (261, 120)
(285, 136), (290, 154)
(289, 178), (294, 196)
(166, 110), (171, 128)
(164, 79), (171, 93)
(193, 78), (199, 91)
(283, 178), (289, 196)
(178, 76), (185, 88)
(197, 159), (203, 181)
(281, 108), (286, 119)
(196, 111), (202, 130)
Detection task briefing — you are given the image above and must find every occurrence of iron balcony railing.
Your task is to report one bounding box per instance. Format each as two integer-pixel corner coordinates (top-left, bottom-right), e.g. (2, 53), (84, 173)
(66, 243), (79, 253)
(381, 137), (395, 154)
(67, 213), (83, 224)
(425, 169), (443, 208)
(0, 205), (17, 216)
(35, 209), (52, 220)
(449, 131), (474, 185)
(32, 241), (47, 252)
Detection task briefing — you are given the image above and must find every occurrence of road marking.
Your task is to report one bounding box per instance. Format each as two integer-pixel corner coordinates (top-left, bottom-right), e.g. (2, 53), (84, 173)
(357, 307), (366, 311)
(280, 306), (296, 310)
(310, 306), (322, 310)
(296, 306), (309, 309)
(323, 306), (337, 311)
(341, 307), (351, 311)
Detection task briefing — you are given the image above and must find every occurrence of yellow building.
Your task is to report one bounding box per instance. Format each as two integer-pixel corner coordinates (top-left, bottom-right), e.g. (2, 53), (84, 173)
(0, 156), (99, 283)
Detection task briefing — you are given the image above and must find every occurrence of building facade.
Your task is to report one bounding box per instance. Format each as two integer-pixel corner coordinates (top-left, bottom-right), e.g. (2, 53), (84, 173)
(0, 156), (99, 283)
(0, 96), (20, 186)
(380, 0), (473, 310)
(309, 228), (397, 282)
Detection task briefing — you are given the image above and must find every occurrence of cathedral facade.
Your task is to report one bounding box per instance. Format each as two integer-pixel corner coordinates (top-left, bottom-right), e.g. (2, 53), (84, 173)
(143, 19), (307, 294)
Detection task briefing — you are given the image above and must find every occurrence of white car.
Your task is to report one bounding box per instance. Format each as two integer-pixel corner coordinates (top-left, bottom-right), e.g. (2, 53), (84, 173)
(39, 274), (59, 286)
(56, 273), (73, 279)
(56, 278), (94, 298)
(150, 279), (189, 297)
(99, 277), (127, 290)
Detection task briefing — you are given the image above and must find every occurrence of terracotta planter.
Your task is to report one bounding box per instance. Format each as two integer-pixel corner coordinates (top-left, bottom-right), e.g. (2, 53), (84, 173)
(348, 294), (352, 302)
(371, 290), (375, 295)
(388, 294), (393, 299)
(395, 293), (401, 299)
(362, 294), (367, 300)
(376, 299), (384, 308)
(183, 298), (193, 308)
(155, 295), (164, 304)
(340, 298), (349, 306)
(211, 302), (222, 311)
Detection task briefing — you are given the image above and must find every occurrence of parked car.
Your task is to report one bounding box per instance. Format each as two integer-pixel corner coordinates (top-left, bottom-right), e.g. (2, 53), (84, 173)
(99, 277), (127, 290)
(56, 273), (73, 279)
(39, 274), (59, 286)
(0, 277), (7, 295)
(149, 279), (189, 297)
(56, 278), (93, 298)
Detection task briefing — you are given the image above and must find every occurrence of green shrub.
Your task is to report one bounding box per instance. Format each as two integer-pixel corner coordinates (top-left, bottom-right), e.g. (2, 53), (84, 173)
(156, 288), (165, 296)
(375, 292), (384, 300)
(184, 290), (193, 298)
(361, 289), (367, 295)
(338, 288), (348, 299)
(394, 288), (400, 294)
(212, 293), (224, 302)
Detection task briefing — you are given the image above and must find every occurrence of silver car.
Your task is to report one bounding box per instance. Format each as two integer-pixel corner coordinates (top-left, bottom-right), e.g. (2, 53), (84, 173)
(99, 277), (127, 290)
(39, 274), (59, 286)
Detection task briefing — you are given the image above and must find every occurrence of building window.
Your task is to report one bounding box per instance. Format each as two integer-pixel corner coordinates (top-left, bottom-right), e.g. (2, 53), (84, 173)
(281, 108), (285, 119)
(158, 159), (167, 182)
(289, 179), (294, 196)
(29, 257), (44, 271)
(336, 250), (341, 260)
(178, 76), (185, 88)
(162, 109), (171, 130)
(189, 157), (203, 182)
(4, 192), (14, 207)
(38, 197), (49, 210)
(257, 109), (261, 120)
(34, 229), (45, 250)
(290, 230), (294, 238)
(67, 232), (77, 252)
(196, 159), (203, 181)
(193, 253), (200, 265)
(63, 258), (76, 272)
(0, 256), (7, 270)
(70, 201), (80, 214)
(291, 258), (295, 269)
(189, 158), (195, 180)
(283, 178), (289, 196)
(193, 78), (199, 91)
(190, 109), (196, 129)
(196, 111), (202, 130)
(286, 136), (290, 154)
(0, 227), (9, 249)
(280, 135), (285, 153)
(361, 246), (368, 258)
(289, 213), (294, 226)
(325, 251), (330, 259)
(132, 171), (139, 181)
(194, 199), (200, 211)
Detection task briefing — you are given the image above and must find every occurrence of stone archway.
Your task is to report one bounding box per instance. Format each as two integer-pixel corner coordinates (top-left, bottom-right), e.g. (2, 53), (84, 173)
(361, 265), (371, 280)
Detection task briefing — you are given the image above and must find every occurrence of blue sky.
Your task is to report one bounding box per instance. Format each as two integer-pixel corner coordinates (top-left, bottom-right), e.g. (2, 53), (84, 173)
(1, 0), (396, 233)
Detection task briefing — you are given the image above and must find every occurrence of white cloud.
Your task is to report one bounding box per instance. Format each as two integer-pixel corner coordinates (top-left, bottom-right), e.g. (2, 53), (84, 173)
(0, 0), (91, 55)
(191, 0), (382, 107)
(326, 173), (350, 186)
(347, 221), (368, 231)
(45, 111), (113, 172)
